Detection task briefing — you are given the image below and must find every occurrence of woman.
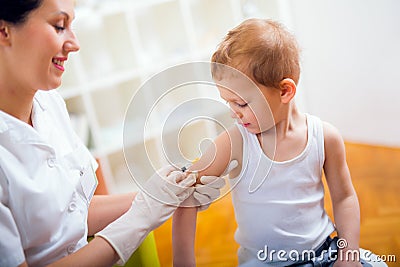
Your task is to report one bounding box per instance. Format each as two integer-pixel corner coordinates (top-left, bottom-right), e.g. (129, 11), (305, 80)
(0, 0), (226, 266)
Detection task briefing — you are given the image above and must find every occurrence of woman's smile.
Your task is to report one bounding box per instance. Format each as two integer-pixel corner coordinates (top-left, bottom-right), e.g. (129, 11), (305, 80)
(52, 57), (67, 71)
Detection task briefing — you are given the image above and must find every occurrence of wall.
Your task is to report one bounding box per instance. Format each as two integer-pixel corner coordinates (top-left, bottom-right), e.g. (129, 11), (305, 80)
(286, 0), (400, 147)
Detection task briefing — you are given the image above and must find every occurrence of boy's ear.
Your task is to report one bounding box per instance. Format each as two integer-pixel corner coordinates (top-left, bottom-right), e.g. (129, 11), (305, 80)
(0, 20), (11, 46)
(279, 78), (296, 104)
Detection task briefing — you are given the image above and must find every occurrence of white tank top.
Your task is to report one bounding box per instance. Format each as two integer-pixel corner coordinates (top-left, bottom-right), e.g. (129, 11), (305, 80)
(230, 114), (335, 265)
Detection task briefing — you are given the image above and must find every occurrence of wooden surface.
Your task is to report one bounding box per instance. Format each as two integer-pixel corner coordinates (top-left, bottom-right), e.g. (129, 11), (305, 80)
(154, 142), (400, 266)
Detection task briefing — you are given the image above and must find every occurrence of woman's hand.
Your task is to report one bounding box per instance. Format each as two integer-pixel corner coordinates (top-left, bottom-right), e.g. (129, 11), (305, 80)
(193, 160), (238, 210)
(95, 165), (196, 264)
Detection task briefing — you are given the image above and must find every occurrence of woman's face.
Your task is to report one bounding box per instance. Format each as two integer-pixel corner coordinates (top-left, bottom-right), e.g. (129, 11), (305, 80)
(6, 0), (79, 92)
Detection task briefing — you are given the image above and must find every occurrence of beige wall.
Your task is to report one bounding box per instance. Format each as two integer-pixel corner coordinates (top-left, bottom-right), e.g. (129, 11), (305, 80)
(287, 0), (400, 147)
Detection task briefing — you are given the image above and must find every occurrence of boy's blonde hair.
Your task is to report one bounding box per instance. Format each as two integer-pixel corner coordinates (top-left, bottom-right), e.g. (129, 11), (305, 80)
(211, 19), (300, 88)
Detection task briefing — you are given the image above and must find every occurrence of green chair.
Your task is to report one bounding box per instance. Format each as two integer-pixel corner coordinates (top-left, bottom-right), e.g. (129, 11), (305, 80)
(88, 231), (160, 267)
(120, 232), (160, 267)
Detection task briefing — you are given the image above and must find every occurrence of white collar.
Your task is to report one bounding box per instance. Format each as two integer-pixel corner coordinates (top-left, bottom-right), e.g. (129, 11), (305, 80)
(0, 91), (50, 147)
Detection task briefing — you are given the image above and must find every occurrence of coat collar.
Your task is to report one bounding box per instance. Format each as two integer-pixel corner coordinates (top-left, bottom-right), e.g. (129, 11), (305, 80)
(0, 91), (52, 148)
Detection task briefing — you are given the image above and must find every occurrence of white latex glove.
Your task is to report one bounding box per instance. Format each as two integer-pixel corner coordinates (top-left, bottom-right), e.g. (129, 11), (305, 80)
(95, 165), (196, 264)
(194, 160), (238, 210)
(180, 160), (239, 210)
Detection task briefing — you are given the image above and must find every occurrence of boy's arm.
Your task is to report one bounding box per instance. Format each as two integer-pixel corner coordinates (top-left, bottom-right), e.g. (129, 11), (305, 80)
(323, 122), (362, 266)
(172, 206), (198, 267)
(172, 129), (237, 267)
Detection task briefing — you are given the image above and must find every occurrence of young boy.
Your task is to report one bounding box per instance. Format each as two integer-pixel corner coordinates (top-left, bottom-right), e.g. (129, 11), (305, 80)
(172, 19), (386, 267)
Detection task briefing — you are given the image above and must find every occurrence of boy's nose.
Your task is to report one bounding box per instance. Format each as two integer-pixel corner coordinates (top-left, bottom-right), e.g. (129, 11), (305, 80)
(230, 110), (243, 119)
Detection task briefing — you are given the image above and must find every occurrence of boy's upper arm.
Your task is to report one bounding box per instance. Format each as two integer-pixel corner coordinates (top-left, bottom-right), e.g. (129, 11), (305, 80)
(323, 122), (355, 201)
(190, 126), (242, 178)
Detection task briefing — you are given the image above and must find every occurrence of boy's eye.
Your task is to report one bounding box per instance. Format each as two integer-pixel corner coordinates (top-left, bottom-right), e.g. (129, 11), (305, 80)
(54, 24), (65, 32)
(225, 100), (247, 108)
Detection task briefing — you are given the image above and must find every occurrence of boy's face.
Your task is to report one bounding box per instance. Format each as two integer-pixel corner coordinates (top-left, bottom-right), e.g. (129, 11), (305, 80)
(216, 73), (281, 135)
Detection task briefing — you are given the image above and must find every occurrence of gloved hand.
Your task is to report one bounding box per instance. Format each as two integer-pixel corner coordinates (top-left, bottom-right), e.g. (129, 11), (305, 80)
(95, 165), (196, 264)
(180, 160), (239, 210)
(194, 160), (238, 210)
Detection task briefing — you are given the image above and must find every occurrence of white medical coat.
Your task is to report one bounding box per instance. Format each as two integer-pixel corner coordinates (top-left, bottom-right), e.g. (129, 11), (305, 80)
(0, 90), (98, 266)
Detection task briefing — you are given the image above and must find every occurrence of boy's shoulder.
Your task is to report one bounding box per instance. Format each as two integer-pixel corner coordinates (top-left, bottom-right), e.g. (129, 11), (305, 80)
(217, 125), (243, 178)
(321, 120), (346, 164)
(193, 125), (243, 178)
(322, 121), (343, 144)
